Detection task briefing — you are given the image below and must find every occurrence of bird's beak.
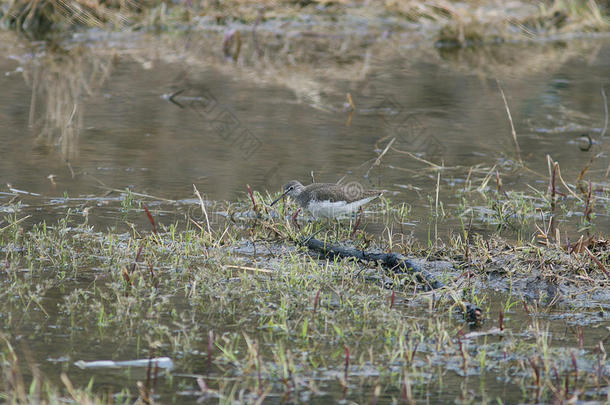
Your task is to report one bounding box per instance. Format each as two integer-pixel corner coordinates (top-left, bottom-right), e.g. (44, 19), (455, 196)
(270, 189), (290, 206)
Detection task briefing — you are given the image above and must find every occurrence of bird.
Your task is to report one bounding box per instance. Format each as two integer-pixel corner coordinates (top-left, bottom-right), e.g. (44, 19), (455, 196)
(270, 180), (382, 219)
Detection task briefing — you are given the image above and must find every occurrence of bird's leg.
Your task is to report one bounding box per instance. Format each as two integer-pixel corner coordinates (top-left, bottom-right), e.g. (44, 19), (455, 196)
(291, 208), (301, 230)
(351, 206), (363, 238)
(322, 217), (334, 241)
(291, 208), (301, 222)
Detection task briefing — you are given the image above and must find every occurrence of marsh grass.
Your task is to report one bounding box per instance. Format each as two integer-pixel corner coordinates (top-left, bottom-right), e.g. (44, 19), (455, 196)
(436, 0), (608, 47)
(0, 179), (608, 403)
(1, 0), (144, 34)
(1, 0), (607, 42)
(537, 0), (609, 32)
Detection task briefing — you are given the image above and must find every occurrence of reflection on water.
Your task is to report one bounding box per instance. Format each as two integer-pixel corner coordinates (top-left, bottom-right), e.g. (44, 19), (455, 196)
(1, 31), (608, 238)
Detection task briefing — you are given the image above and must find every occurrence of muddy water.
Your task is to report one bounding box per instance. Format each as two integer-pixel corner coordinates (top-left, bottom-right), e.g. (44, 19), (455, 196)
(0, 30), (609, 403)
(1, 33), (609, 239)
(10, 279), (610, 404)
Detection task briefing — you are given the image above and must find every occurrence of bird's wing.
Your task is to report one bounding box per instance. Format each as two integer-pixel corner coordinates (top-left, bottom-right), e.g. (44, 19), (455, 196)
(307, 183), (381, 203)
(305, 184), (345, 202)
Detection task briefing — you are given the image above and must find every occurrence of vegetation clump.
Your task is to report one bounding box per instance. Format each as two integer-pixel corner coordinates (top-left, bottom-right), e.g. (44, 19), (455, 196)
(1, 0), (607, 42)
(0, 182), (608, 403)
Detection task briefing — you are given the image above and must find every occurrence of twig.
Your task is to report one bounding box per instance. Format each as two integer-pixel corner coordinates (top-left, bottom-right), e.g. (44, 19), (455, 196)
(497, 79), (523, 166)
(188, 217), (204, 232)
(66, 104), (77, 127)
(346, 93), (355, 111)
(6, 184), (41, 196)
(554, 163), (583, 202)
(0, 215), (31, 233)
(585, 247), (609, 278)
(66, 160), (75, 179)
(346, 110), (354, 127)
(91, 181), (176, 203)
(577, 152), (604, 184)
(193, 184), (211, 234)
(391, 147), (442, 169)
(477, 164), (497, 192)
(345, 93), (355, 127)
(365, 137), (395, 177)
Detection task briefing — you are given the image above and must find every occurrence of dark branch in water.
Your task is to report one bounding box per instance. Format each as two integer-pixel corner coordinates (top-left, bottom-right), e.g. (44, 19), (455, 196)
(301, 237), (482, 323)
(302, 236), (443, 289)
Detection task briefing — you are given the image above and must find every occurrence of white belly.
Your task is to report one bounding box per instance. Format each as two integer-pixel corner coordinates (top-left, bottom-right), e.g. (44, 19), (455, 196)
(306, 196), (377, 218)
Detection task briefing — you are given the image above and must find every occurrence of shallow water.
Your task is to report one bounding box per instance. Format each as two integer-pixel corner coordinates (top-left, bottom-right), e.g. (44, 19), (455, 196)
(0, 29), (609, 403)
(1, 33), (608, 237)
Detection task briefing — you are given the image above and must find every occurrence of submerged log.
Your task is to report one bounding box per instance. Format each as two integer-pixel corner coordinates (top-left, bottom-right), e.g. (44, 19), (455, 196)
(302, 237), (483, 324)
(303, 237), (444, 289)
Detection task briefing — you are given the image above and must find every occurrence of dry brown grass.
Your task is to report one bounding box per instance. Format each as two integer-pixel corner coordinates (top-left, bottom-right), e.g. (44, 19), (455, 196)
(2, 0), (144, 34)
(1, 0), (607, 37)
